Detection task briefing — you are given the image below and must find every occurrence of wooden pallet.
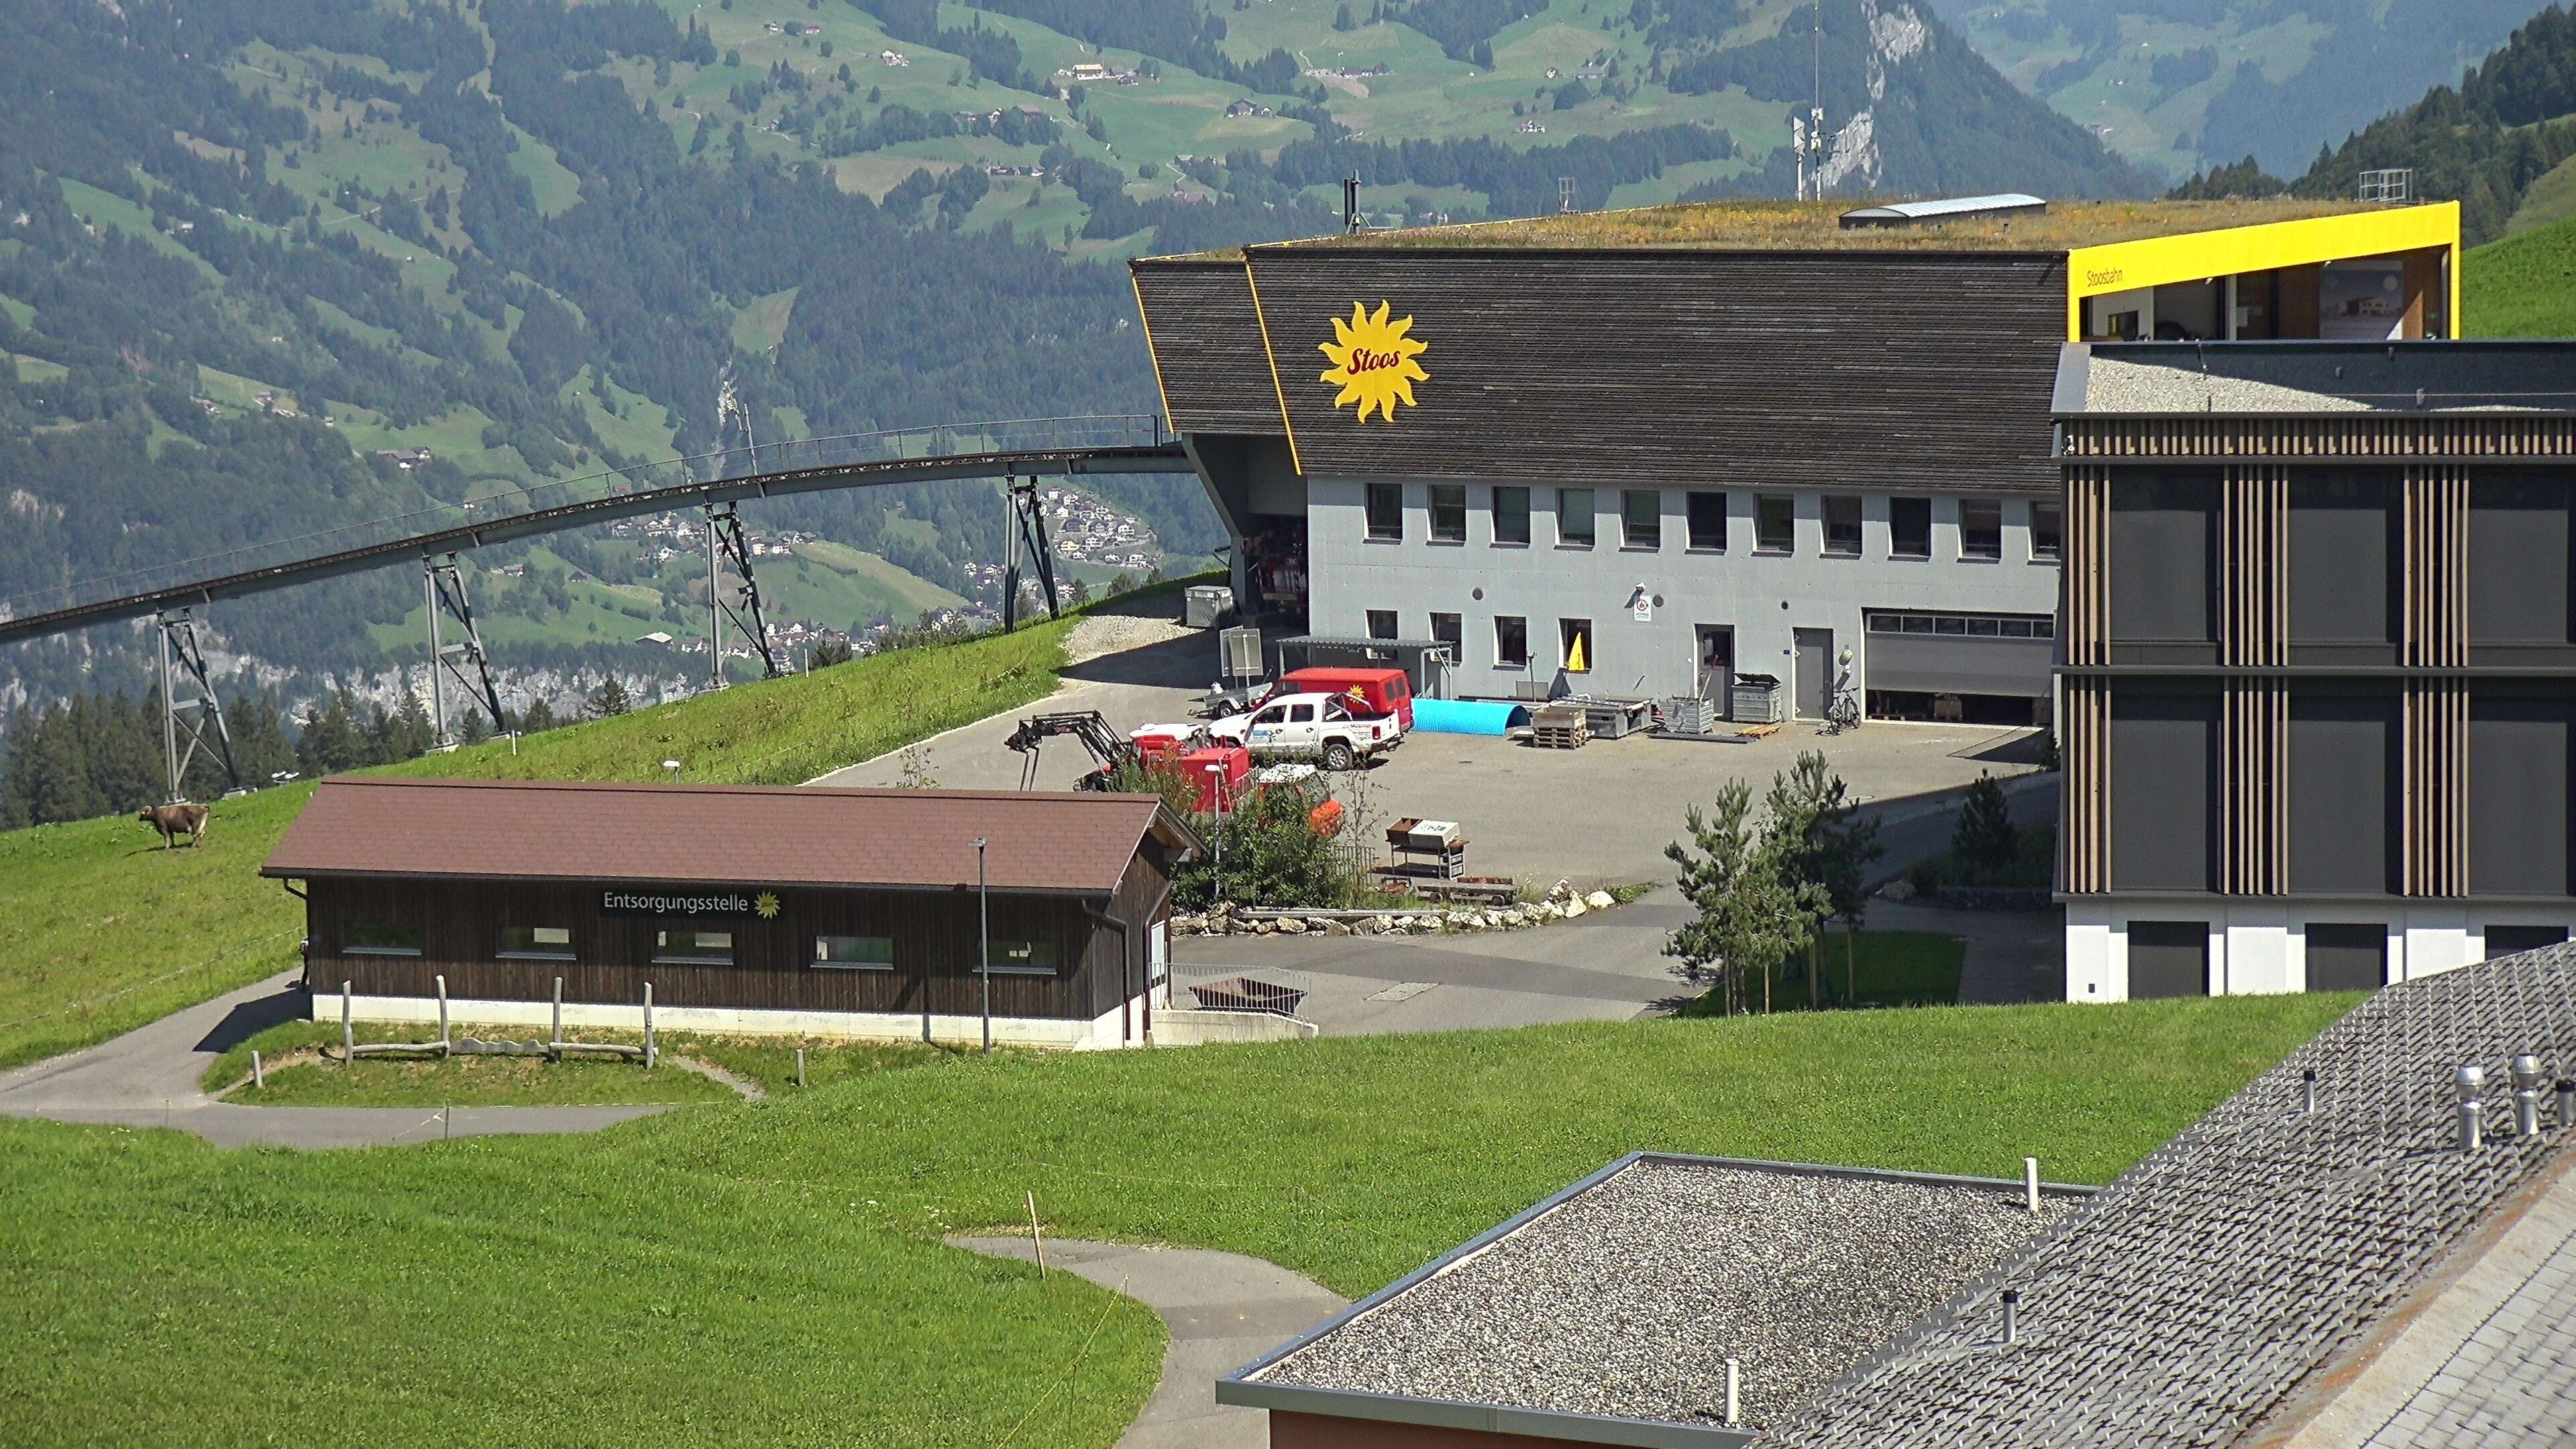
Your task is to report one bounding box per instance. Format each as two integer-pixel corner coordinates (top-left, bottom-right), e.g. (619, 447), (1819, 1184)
(1530, 722), (1590, 749)
(1738, 723), (1780, 739)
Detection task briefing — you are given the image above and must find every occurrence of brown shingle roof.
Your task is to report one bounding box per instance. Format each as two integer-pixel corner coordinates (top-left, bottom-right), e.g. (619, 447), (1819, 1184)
(260, 777), (1194, 894)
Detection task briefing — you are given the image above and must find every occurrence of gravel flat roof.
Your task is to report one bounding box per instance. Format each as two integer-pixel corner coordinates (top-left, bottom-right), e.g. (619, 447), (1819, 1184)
(1250, 1158), (2074, 1434)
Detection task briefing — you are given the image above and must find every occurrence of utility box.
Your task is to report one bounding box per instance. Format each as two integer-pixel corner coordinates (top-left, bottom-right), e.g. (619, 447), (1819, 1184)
(1731, 673), (1782, 726)
(1184, 585), (1233, 629)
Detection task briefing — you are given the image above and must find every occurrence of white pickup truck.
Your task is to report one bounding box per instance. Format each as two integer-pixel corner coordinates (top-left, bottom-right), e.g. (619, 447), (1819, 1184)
(1208, 692), (1403, 771)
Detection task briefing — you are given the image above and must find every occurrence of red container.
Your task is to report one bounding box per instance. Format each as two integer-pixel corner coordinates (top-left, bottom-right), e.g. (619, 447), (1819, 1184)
(1177, 745), (1252, 813)
(1130, 725), (1197, 763)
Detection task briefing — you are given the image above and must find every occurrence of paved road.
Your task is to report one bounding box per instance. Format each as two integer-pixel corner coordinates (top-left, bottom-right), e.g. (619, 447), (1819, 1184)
(956, 1236), (1346, 1449)
(0, 969), (666, 1147)
(1176, 773), (2059, 1030)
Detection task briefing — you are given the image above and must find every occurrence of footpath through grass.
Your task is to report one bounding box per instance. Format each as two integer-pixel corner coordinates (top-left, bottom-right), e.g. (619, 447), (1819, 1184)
(1, 996), (2356, 1449)
(0, 617), (1082, 1073)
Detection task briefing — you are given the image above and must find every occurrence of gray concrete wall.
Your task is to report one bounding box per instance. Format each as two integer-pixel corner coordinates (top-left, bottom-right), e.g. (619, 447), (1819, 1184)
(1304, 478), (2062, 706)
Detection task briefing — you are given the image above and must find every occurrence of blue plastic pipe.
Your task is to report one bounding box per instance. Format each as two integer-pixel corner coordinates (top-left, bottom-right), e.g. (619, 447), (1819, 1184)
(1411, 698), (1532, 735)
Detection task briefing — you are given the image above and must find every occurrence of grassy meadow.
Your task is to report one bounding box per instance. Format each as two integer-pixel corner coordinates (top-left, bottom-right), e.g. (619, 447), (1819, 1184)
(1, 994), (2357, 1448)
(0, 616), (1081, 1073)
(2465, 213), (2576, 338)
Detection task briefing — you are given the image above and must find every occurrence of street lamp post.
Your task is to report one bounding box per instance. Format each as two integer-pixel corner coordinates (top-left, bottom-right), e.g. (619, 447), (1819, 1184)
(975, 837), (991, 1055)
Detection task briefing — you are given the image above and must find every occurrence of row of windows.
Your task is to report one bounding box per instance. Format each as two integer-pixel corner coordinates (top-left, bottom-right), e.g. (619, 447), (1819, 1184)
(1363, 483), (2062, 564)
(2123, 921), (2569, 999)
(1362, 609), (1594, 671)
(343, 924), (1059, 973)
(1867, 612), (2056, 639)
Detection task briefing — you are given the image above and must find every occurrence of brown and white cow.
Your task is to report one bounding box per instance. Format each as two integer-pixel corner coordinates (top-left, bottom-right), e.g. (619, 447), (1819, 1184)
(138, 801), (210, 849)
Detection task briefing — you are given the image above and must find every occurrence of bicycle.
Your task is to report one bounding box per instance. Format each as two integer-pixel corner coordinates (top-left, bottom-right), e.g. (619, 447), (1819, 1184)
(1821, 674), (1862, 735)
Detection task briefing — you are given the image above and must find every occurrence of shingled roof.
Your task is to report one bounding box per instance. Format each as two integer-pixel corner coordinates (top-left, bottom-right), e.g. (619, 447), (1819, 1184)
(260, 777), (1198, 895)
(1766, 946), (2576, 1449)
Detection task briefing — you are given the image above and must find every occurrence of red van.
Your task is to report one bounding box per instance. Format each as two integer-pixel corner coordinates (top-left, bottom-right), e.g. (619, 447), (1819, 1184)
(1275, 667), (1414, 731)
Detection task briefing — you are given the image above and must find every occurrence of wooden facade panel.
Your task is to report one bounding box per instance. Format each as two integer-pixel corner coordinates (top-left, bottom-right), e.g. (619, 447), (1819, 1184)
(1243, 250), (2067, 493)
(1132, 262), (1291, 437)
(305, 873), (1170, 1024)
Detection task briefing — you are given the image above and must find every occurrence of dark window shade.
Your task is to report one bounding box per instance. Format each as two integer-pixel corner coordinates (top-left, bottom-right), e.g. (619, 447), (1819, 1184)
(2129, 921), (2208, 999)
(1493, 486), (1532, 545)
(2110, 472), (2216, 643)
(2288, 691), (2398, 895)
(1824, 496), (1862, 556)
(2470, 692), (2572, 896)
(2470, 474), (2573, 644)
(2487, 925), (2569, 959)
(1623, 489), (1662, 548)
(1890, 498), (1931, 559)
(2306, 923), (2386, 991)
(2288, 471), (2397, 644)
(1365, 482), (1403, 540)
(1686, 491), (1727, 550)
(2110, 690), (2215, 892)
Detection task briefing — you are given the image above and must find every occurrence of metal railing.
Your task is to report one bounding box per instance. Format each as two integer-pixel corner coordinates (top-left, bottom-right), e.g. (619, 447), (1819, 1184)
(0, 415), (1169, 625)
(1167, 962), (1316, 1020)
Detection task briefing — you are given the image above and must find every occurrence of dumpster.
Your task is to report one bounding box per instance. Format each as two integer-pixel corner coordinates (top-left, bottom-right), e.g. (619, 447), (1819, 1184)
(1183, 584), (1233, 629)
(1731, 672), (1782, 726)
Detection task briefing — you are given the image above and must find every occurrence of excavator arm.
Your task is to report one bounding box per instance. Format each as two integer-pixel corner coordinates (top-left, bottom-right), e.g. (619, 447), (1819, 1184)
(1003, 710), (1134, 790)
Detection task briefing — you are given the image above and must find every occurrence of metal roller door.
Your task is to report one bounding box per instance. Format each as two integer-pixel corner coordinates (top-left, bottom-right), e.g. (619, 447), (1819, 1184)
(1864, 612), (2055, 698)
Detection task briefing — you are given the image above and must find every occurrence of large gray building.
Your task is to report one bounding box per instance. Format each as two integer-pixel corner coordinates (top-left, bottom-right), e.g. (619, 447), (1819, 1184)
(2056, 341), (2576, 998)
(1131, 197), (2458, 722)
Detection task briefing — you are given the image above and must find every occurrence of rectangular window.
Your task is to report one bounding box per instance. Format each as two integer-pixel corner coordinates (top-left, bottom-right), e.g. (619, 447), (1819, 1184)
(1430, 612), (1463, 664)
(347, 924), (425, 956)
(1823, 496), (1862, 557)
(1621, 490), (1660, 549)
(2470, 690), (2571, 896)
(2488, 924), (2571, 959)
(1365, 482), (1403, 541)
(1889, 497), (1932, 559)
(1686, 490), (1727, 551)
(986, 940), (1058, 975)
(497, 926), (575, 961)
(654, 928), (733, 965)
(814, 934), (895, 969)
(2108, 472), (2216, 646)
(2305, 924), (2386, 992)
(2471, 476), (2571, 644)
(1960, 500), (2002, 561)
(1492, 486), (1532, 546)
(1289, 702), (1316, 722)
(2289, 471), (2397, 646)
(1495, 615), (1529, 668)
(2288, 690), (2399, 895)
(2031, 502), (2063, 562)
(1560, 617), (1593, 673)
(1429, 484), (1466, 543)
(2110, 690), (2216, 892)
(1756, 495), (1794, 554)
(1557, 488), (1595, 547)
(1365, 609), (1398, 641)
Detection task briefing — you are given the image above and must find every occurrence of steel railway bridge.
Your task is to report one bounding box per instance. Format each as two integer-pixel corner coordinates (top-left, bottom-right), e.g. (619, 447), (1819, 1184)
(0, 415), (1193, 800)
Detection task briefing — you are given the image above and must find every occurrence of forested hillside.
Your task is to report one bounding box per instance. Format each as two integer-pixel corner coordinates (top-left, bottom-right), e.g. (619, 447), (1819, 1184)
(2167, 4), (2576, 246)
(1929, 0), (2548, 182)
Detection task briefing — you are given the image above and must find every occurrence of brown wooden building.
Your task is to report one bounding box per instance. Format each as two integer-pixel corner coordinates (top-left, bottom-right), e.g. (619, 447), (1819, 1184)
(262, 777), (1200, 1049)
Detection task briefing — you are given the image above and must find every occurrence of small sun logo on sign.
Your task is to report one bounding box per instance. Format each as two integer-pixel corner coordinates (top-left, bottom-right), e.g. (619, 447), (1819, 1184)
(753, 892), (782, 920)
(1317, 301), (1429, 423)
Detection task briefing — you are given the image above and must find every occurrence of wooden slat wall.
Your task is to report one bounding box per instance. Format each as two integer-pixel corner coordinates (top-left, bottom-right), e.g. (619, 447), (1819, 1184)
(1244, 249), (2067, 492)
(306, 875), (1167, 1023)
(2219, 466), (2288, 896)
(2063, 466), (2111, 894)
(2064, 417), (2576, 460)
(1131, 262), (1293, 437)
(2403, 464), (2471, 898)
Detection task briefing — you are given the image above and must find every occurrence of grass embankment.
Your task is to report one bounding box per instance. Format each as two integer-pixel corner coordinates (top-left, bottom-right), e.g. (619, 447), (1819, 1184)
(1677, 930), (1966, 1014)
(0, 619), (1081, 1073)
(200, 1019), (945, 1105)
(2465, 214), (2576, 337)
(0, 996), (2357, 1448)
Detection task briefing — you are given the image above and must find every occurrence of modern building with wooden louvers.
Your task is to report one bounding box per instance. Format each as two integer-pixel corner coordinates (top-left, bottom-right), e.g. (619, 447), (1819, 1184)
(2054, 341), (2576, 998)
(261, 777), (1200, 1048)
(1133, 197), (2458, 721)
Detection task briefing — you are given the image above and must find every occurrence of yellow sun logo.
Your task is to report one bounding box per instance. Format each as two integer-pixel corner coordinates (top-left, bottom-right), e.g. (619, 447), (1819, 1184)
(1317, 301), (1430, 423)
(753, 892), (781, 920)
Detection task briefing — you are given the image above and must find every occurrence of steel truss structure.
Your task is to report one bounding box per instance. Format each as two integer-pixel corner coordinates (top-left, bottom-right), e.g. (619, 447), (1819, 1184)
(423, 553), (507, 745)
(154, 608), (244, 802)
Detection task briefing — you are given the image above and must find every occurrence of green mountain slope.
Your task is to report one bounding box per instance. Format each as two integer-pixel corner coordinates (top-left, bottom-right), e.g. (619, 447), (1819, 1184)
(1927, 0), (2552, 182)
(2465, 213), (2576, 333)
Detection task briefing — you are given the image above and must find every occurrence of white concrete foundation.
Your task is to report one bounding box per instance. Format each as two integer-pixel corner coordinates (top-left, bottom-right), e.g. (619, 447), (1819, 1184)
(314, 991), (1146, 1051)
(2065, 900), (2576, 1001)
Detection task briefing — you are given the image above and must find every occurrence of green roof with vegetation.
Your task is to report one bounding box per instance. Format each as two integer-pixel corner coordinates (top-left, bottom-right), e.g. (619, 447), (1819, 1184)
(1151, 197), (2391, 261)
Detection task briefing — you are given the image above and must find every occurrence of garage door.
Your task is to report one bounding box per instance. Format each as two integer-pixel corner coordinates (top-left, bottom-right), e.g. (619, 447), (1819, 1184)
(1864, 612), (2055, 698)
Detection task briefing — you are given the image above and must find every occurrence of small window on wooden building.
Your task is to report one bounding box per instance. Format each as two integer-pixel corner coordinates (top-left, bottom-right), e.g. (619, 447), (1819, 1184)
(655, 928), (733, 964)
(498, 926), (576, 961)
(347, 924), (425, 956)
(987, 940), (1058, 975)
(815, 934), (895, 969)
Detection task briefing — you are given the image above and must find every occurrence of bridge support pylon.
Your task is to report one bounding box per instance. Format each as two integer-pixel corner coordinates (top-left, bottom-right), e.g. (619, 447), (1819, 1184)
(154, 608), (246, 802)
(704, 503), (782, 687)
(1000, 474), (1061, 632)
(423, 553), (506, 747)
